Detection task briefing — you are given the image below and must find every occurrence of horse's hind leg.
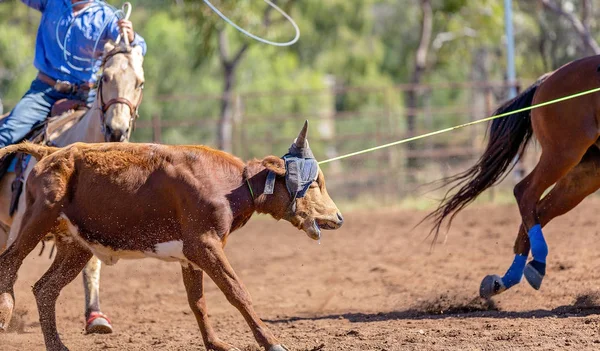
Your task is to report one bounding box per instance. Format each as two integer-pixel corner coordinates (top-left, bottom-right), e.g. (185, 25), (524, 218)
(83, 257), (113, 334)
(33, 238), (92, 351)
(514, 147), (600, 289)
(480, 146), (590, 298)
(0, 200), (61, 331)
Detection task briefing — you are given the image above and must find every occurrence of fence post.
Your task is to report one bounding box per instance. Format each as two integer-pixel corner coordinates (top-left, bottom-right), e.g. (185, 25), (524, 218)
(152, 114), (162, 144)
(320, 75), (339, 173)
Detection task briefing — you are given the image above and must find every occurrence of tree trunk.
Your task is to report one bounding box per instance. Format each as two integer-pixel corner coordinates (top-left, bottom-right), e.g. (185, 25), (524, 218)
(218, 65), (235, 152)
(405, 0), (432, 169)
(216, 29), (248, 153)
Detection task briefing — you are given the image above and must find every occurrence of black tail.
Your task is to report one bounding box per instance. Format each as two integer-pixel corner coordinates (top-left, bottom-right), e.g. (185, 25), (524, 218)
(425, 76), (549, 240)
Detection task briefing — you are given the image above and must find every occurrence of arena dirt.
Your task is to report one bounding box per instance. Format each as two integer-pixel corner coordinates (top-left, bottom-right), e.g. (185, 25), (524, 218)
(4, 198), (600, 350)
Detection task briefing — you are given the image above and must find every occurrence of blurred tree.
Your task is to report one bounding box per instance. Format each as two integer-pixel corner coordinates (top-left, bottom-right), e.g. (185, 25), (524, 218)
(540, 0), (600, 55)
(184, 0), (295, 152)
(0, 1), (38, 102)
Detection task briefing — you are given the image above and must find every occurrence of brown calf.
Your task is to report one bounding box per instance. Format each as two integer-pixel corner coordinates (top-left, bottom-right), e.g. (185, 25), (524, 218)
(0, 122), (343, 351)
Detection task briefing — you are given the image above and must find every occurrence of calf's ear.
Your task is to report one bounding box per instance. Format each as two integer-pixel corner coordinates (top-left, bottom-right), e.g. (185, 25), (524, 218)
(262, 156), (286, 176)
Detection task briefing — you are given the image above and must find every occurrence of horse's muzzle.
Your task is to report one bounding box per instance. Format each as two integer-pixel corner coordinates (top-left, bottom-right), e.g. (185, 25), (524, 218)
(104, 126), (128, 142)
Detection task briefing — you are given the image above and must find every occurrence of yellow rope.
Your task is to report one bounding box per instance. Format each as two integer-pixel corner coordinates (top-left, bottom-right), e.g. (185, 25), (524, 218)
(318, 87), (600, 165)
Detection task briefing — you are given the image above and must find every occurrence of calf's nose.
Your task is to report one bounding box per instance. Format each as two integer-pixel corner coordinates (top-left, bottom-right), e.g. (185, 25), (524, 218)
(337, 212), (344, 226)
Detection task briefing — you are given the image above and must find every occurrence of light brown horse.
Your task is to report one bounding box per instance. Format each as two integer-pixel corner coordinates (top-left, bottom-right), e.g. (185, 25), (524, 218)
(427, 55), (600, 298)
(0, 40), (144, 333)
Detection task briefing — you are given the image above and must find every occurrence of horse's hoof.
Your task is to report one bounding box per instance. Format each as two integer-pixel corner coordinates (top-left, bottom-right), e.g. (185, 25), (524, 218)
(85, 312), (113, 334)
(0, 292), (14, 332)
(479, 274), (506, 298)
(524, 262), (544, 290)
(269, 345), (290, 351)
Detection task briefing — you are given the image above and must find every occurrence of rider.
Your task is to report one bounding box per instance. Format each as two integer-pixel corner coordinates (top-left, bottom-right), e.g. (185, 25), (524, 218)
(0, 0), (147, 148)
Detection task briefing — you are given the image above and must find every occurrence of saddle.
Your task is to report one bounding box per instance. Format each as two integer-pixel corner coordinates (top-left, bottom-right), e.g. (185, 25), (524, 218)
(0, 99), (88, 216)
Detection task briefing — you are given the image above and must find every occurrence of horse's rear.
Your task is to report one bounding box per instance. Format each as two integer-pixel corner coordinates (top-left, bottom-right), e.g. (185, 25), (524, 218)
(428, 54), (600, 299)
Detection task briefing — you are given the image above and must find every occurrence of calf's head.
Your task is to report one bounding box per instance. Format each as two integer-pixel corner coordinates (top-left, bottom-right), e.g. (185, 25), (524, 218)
(261, 121), (343, 240)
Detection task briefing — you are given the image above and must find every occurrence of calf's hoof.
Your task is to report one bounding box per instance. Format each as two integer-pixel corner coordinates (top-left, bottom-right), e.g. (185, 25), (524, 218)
(85, 312), (113, 334)
(0, 292), (14, 332)
(205, 340), (240, 351)
(479, 274), (506, 299)
(524, 262), (545, 290)
(269, 345), (290, 351)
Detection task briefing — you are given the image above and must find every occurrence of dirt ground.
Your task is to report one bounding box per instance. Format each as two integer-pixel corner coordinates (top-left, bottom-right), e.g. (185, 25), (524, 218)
(4, 198), (600, 351)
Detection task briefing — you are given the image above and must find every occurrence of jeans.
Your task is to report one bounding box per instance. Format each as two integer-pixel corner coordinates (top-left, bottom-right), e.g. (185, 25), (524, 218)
(0, 78), (95, 147)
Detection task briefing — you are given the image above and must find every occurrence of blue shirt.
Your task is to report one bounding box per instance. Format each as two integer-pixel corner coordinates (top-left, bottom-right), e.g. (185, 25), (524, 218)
(23, 0), (147, 85)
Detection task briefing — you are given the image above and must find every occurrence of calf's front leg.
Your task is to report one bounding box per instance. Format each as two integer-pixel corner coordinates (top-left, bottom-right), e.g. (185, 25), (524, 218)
(184, 235), (288, 351)
(181, 265), (240, 351)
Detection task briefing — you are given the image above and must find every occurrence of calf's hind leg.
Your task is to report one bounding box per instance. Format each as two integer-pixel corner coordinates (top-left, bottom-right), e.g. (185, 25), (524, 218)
(33, 238), (92, 351)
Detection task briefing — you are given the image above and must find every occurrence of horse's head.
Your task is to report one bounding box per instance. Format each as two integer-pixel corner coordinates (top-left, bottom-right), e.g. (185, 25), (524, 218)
(97, 41), (145, 142)
(261, 121), (343, 240)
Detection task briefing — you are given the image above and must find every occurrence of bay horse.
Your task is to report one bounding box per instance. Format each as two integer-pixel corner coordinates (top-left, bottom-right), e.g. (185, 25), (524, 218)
(0, 40), (144, 333)
(427, 55), (600, 298)
(0, 121), (343, 351)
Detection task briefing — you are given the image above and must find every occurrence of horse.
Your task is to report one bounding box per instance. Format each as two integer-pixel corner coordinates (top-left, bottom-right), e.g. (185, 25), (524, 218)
(0, 40), (144, 333)
(0, 121), (343, 351)
(426, 55), (600, 298)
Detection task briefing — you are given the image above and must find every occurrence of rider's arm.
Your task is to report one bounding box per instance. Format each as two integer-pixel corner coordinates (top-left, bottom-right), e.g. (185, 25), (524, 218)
(107, 20), (147, 56)
(21, 0), (47, 12)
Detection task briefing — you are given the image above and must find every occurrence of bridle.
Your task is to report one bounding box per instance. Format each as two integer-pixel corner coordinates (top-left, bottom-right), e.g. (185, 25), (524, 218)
(96, 49), (144, 136)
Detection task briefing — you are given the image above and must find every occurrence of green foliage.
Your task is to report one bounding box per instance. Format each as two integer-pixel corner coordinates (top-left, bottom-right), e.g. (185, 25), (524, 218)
(0, 1), (38, 100)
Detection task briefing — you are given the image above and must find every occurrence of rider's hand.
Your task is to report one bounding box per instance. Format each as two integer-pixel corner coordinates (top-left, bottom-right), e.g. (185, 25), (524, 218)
(117, 19), (135, 43)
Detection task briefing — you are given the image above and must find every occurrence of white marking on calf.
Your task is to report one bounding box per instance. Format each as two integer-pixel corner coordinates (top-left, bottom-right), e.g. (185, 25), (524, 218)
(154, 240), (186, 260)
(59, 213), (198, 269)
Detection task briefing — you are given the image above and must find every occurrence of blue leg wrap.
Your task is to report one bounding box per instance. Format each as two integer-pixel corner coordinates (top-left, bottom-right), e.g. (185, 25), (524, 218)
(528, 224), (548, 264)
(501, 254), (527, 289)
(527, 224), (547, 277)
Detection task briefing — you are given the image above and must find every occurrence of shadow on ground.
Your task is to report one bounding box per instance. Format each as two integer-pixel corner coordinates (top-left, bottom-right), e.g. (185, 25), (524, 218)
(265, 292), (600, 324)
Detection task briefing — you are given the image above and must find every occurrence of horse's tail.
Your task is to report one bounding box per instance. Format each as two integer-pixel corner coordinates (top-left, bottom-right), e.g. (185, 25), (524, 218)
(0, 142), (60, 161)
(425, 75), (550, 239)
